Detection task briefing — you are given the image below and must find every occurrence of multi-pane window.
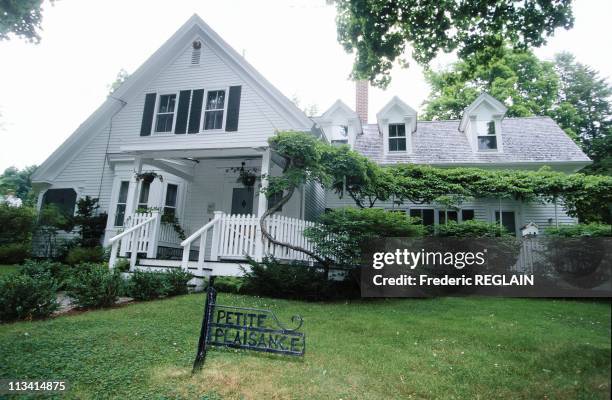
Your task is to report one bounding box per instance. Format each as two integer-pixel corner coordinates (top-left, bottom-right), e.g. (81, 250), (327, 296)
(114, 181), (130, 226)
(438, 210), (458, 224)
(204, 90), (226, 130)
(155, 94), (177, 133)
(495, 211), (517, 235)
(164, 184), (178, 218)
(388, 123), (407, 152)
(461, 209), (475, 221)
(137, 181), (150, 211)
(477, 120), (497, 150)
(410, 208), (434, 226)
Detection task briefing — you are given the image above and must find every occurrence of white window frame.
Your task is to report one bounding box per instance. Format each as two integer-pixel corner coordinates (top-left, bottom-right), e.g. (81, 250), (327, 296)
(153, 92), (179, 135)
(388, 123), (407, 152)
(113, 180), (131, 227)
(200, 87), (229, 132)
(476, 120), (498, 151)
(163, 183), (180, 218)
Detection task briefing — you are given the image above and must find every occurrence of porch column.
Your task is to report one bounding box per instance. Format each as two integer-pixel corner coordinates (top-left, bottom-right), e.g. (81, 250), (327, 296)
(125, 157), (143, 218)
(254, 148), (271, 261)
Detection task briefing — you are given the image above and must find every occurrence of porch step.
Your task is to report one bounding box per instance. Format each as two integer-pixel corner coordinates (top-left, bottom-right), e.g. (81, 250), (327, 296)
(135, 258), (249, 277)
(137, 258), (207, 270)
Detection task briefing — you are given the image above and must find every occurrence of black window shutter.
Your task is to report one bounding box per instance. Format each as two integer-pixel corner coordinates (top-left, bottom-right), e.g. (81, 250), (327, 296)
(225, 85), (242, 132)
(174, 90), (191, 134)
(188, 89), (204, 134)
(140, 93), (157, 136)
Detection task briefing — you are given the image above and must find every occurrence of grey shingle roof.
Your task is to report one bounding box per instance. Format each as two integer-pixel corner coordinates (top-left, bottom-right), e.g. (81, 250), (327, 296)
(354, 116), (591, 166)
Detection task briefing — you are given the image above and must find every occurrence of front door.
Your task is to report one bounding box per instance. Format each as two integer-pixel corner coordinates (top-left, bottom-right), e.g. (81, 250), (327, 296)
(231, 187), (254, 215)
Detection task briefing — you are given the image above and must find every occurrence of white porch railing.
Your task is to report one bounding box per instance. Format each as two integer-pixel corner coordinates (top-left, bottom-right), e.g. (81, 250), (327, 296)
(109, 210), (319, 272)
(158, 222), (184, 246)
(180, 211), (318, 272)
(108, 211), (161, 269)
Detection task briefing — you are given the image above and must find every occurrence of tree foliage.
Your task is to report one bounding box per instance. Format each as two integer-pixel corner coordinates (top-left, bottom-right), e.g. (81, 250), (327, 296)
(0, 165), (38, 203)
(552, 52), (612, 174)
(423, 47), (559, 120)
(0, 0), (53, 43)
(333, 0), (574, 88)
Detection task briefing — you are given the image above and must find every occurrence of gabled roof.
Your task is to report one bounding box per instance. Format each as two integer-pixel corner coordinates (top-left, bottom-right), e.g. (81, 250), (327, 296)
(376, 96), (418, 132)
(376, 96), (417, 120)
(33, 14), (314, 182)
(320, 99), (359, 121)
(354, 117), (591, 170)
(315, 100), (362, 137)
(459, 93), (508, 131)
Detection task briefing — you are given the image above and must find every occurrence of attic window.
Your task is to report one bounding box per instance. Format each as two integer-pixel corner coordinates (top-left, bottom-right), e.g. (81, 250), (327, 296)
(477, 120), (497, 151)
(388, 123), (406, 152)
(191, 40), (202, 65)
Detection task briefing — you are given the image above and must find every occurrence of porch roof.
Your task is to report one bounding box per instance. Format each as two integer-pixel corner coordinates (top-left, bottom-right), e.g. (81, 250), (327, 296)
(116, 144), (267, 160)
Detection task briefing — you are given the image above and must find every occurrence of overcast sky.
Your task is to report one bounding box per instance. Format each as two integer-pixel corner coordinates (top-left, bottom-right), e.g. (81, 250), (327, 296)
(1, 0), (611, 171)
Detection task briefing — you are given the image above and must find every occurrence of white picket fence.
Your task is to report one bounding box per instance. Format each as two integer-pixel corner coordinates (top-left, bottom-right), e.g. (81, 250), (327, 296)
(215, 213), (316, 262)
(158, 222), (185, 246)
(261, 214), (317, 262)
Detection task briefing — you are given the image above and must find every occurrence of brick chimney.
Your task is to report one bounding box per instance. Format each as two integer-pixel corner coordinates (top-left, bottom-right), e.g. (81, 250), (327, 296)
(355, 80), (368, 124)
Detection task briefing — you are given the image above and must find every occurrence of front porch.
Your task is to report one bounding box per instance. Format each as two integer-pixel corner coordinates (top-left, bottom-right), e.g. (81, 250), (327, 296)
(104, 147), (317, 277)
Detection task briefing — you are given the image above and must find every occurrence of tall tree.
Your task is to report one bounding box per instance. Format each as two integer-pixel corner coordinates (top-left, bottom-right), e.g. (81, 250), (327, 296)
(0, 0), (53, 43)
(0, 165), (38, 201)
(552, 53), (612, 174)
(423, 47), (559, 120)
(333, 0), (574, 88)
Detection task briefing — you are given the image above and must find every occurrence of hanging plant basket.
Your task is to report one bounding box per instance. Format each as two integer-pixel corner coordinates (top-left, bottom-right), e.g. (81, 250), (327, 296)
(135, 171), (163, 184)
(227, 162), (259, 187)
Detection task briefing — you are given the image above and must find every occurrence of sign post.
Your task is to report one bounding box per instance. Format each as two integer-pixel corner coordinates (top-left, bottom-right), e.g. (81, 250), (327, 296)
(192, 277), (305, 373)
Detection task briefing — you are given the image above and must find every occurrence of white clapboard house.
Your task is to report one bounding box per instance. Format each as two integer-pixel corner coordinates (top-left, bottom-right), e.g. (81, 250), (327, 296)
(31, 15), (591, 278)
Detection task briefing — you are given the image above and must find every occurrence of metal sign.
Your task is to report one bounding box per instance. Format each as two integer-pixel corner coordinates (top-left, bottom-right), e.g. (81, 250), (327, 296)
(193, 278), (305, 372)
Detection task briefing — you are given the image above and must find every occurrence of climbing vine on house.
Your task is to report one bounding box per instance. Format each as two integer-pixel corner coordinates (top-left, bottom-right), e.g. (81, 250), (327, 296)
(260, 131), (612, 263)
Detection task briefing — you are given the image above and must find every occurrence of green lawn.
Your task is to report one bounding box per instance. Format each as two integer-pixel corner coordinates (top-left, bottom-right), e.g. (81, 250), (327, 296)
(0, 294), (609, 399)
(0, 264), (20, 276)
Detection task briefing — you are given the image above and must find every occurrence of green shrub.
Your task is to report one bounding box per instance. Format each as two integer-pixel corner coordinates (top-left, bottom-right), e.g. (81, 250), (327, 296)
(0, 243), (31, 264)
(163, 268), (193, 296)
(241, 257), (358, 300)
(66, 263), (123, 308)
(213, 276), (244, 294)
(65, 246), (105, 265)
(0, 273), (58, 322)
(127, 271), (170, 300)
(21, 259), (72, 290)
(544, 223), (612, 237)
(114, 258), (131, 273)
(0, 204), (36, 245)
(305, 208), (425, 267)
(434, 220), (512, 237)
(0, 205), (35, 264)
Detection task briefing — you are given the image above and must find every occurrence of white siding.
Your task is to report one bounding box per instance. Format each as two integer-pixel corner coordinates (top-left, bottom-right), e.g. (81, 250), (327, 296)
(326, 190), (577, 233)
(50, 35), (305, 216)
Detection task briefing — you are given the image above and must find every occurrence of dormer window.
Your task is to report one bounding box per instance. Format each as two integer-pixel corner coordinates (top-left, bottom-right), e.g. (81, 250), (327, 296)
(477, 120), (497, 151)
(155, 94), (177, 133)
(388, 123), (407, 152)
